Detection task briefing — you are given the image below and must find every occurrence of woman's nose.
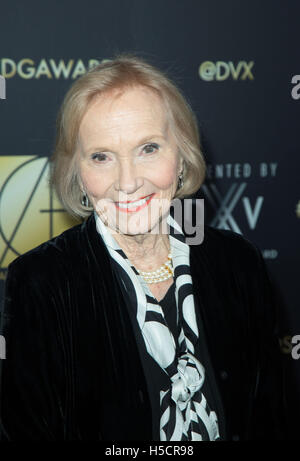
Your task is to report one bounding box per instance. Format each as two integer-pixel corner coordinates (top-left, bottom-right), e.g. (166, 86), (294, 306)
(114, 162), (141, 195)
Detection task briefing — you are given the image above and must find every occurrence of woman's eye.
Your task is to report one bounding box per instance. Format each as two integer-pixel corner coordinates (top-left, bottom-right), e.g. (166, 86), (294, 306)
(91, 153), (107, 162)
(143, 143), (159, 154)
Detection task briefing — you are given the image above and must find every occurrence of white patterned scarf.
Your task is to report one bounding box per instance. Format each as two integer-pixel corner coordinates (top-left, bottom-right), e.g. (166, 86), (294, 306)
(95, 211), (220, 441)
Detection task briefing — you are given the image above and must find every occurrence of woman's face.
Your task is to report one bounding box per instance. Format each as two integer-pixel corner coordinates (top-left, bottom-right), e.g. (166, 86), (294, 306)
(78, 86), (182, 236)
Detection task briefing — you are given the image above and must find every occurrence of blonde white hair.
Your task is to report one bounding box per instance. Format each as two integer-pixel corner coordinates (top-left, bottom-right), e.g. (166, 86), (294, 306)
(50, 54), (206, 218)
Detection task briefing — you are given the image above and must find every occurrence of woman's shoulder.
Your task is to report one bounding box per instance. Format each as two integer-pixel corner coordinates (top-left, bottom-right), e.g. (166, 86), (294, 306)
(195, 225), (264, 273)
(191, 226), (273, 319)
(6, 218), (88, 280)
(203, 225), (260, 253)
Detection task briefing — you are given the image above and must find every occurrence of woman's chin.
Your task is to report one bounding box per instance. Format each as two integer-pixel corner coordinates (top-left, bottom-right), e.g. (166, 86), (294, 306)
(97, 200), (171, 237)
(110, 218), (160, 237)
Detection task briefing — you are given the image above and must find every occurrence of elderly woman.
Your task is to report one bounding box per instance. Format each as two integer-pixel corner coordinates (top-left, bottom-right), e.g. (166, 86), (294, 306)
(0, 55), (286, 441)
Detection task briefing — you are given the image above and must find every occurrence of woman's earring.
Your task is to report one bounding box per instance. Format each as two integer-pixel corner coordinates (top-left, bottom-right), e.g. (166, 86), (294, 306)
(178, 171), (184, 190)
(81, 192), (90, 207)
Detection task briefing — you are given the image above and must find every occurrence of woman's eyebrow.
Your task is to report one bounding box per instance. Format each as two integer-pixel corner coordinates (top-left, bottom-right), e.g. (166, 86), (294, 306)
(136, 134), (166, 145)
(86, 134), (166, 154)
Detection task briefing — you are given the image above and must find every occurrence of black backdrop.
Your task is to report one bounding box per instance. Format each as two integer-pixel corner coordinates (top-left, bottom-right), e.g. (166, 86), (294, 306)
(0, 0), (299, 438)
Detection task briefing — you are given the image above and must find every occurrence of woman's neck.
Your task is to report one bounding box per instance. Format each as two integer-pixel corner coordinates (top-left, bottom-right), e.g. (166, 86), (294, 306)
(113, 231), (170, 271)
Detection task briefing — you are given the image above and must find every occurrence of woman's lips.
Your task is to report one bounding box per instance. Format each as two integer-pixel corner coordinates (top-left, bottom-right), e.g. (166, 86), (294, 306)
(115, 193), (156, 213)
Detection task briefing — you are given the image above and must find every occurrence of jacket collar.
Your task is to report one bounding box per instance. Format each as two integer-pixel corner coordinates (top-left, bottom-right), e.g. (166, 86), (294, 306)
(82, 212), (228, 440)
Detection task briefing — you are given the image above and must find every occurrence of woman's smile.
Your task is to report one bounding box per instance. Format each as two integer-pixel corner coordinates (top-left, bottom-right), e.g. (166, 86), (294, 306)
(115, 193), (156, 213)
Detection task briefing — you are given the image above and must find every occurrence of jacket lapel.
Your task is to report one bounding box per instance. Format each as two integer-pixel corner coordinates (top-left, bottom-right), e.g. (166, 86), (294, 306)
(81, 214), (153, 439)
(190, 239), (228, 440)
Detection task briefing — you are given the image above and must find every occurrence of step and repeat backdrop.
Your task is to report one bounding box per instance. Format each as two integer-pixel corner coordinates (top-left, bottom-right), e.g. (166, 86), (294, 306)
(0, 0), (299, 437)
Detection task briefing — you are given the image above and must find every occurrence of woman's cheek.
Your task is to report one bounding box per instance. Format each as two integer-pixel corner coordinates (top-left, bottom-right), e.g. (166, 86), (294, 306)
(150, 160), (178, 190)
(81, 170), (108, 200)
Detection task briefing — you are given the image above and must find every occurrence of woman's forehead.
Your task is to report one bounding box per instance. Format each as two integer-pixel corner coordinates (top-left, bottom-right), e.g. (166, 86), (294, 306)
(86, 86), (165, 118)
(79, 86), (170, 139)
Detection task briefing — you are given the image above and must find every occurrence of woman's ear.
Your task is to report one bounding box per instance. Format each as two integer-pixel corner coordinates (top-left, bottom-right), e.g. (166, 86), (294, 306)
(77, 174), (84, 193)
(179, 157), (184, 175)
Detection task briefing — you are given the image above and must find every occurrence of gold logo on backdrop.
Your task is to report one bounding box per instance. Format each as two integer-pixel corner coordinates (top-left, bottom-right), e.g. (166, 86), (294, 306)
(199, 61), (254, 81)
(0, 58), (103, 80)
(0, 156), (80, 275)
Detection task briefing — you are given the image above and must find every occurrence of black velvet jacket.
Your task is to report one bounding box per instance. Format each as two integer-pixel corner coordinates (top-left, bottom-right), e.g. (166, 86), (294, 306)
(0, 213), (286, 440)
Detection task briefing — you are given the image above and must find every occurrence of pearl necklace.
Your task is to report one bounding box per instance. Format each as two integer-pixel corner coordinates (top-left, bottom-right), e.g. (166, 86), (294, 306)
(136, 253), (173, 284)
